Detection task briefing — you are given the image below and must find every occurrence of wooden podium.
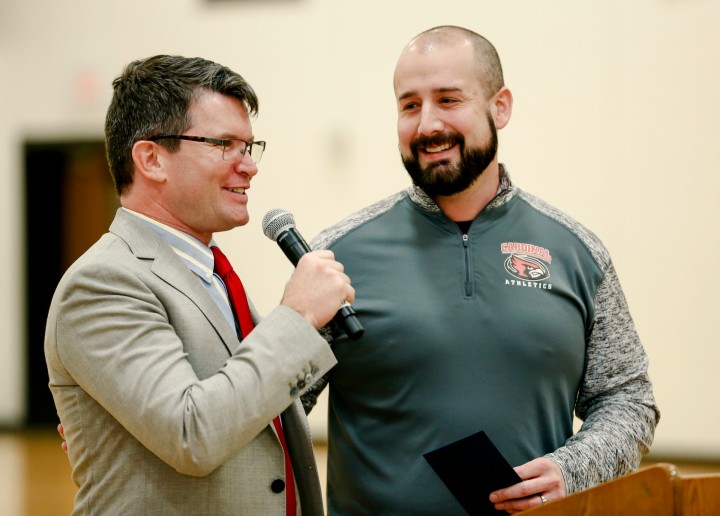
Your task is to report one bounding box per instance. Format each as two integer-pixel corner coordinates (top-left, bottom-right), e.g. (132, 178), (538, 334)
(522, 463), (720, 515)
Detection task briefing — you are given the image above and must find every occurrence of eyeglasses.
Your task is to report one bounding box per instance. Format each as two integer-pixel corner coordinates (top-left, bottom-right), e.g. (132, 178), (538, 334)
(147, 135), (266, 163)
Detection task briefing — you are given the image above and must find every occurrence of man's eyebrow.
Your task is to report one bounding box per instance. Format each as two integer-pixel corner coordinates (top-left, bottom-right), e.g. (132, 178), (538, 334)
(216, 132), (256, 142)
(398, 87), (463, 102)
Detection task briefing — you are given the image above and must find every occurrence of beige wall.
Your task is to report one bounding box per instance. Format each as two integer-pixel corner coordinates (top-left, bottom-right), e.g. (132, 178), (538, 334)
(1, 0), (718, 459)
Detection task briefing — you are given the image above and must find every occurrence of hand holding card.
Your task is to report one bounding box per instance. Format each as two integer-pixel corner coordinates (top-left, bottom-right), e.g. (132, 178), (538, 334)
(424, 430), (522, 515)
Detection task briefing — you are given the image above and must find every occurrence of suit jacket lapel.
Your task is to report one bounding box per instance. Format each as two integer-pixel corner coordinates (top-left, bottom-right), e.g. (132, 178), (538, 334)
(109, 209), (241, 355)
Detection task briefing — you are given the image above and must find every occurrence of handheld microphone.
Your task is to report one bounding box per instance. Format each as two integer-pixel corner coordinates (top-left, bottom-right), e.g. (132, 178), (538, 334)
(262, 208), (364, 341)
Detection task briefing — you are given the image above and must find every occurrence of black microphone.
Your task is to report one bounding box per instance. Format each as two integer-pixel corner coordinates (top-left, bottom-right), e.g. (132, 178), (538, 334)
(262, 208), (364, 341)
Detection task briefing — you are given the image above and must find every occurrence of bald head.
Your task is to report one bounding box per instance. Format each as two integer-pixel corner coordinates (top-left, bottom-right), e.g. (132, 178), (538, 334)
(397, 26), (504, 100)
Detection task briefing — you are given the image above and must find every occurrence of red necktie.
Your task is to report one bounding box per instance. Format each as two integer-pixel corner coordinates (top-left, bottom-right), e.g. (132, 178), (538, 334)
(211, 246), (297, 516)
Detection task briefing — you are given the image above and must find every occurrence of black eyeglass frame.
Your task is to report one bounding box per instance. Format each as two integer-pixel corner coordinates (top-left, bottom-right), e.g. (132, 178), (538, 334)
(147, 134), (266, 163)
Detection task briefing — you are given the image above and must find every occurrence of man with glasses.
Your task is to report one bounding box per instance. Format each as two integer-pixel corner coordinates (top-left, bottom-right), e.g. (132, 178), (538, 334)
(45, 55), (353, 515)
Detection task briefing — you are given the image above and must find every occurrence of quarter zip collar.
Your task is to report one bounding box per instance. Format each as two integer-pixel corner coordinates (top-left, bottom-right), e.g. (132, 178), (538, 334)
(406, 163), (516, 216)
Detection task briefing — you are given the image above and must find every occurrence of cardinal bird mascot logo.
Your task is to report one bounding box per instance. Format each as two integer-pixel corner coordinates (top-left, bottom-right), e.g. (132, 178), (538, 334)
(505, 254), (550, 281)
(501, 242), (552, 282)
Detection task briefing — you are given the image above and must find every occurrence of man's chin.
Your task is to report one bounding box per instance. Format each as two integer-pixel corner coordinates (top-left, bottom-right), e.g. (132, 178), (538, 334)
(425, 160), (463, 184)
(220, 213), (250, 231)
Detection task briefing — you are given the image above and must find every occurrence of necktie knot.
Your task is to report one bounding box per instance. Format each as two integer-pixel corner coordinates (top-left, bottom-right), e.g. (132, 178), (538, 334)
(211, 246), (234, 278)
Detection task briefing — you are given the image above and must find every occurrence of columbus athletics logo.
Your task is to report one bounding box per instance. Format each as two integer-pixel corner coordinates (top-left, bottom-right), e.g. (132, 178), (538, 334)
(501, 242), (553, 289)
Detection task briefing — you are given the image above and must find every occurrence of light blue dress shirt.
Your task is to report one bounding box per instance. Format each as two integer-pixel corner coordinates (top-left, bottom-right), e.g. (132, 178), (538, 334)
(121, 208), (238, 334)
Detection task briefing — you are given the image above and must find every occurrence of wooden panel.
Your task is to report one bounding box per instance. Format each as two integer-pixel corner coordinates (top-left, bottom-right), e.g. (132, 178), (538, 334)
(524, 464), (676, 516)
(674, 474), (720, 516)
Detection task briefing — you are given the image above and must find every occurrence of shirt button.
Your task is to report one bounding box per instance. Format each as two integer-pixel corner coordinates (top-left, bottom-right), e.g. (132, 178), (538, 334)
(270, 479), (286, 493)
(304, 373), (314, 383)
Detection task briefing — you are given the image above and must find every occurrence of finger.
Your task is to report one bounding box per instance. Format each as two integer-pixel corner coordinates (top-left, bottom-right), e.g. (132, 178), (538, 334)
(330, 260), (345, 273)
(340, 271), (352, 285)
(513, 458), (553, 479)
(494, 493), (548, 513)
(310, 249), (335, 260)
(514, 461), (541, 478)
(344, 284), (356, 304)
(492, 458), (563, 502)
(491, 478), (545, 503)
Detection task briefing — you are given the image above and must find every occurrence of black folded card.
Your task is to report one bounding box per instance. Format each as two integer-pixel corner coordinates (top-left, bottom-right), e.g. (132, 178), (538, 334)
(423, 430), (522, 515)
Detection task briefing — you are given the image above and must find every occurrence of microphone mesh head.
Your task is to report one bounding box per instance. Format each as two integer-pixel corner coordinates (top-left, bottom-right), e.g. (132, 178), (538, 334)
(262, 208), (296, 241)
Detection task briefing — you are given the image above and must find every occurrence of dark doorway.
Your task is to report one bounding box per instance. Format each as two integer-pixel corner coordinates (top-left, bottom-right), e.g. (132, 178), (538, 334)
(24, 140), (118, 426)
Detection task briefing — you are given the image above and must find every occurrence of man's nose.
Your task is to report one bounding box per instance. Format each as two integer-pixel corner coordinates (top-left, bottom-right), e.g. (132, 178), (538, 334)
(234, 151), (258, 177)
(417, 105), (444, 135)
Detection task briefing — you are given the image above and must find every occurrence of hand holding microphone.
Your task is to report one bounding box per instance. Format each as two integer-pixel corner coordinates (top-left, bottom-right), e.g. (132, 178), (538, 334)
(280, 250), (354, 331)
(263, 209), (364, 340)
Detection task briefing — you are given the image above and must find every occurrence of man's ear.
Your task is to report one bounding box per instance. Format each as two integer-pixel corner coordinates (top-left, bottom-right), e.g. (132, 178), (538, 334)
(491, 86), (513, 130)
(131, 140), (167, 184)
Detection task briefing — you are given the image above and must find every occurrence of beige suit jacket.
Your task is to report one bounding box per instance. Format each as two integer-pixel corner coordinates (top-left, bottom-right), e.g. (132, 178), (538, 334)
(44, 209), (336, 515)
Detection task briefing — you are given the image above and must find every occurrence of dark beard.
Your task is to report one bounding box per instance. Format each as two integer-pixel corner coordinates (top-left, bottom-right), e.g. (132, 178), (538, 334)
(402, 112), (498, 198)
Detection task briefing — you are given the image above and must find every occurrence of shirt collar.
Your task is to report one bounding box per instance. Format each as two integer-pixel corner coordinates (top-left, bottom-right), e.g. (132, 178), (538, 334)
(121, 208), (217, 284)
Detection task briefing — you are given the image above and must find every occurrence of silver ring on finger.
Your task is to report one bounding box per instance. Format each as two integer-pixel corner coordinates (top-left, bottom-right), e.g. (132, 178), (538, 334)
(539, 494), (548, 504)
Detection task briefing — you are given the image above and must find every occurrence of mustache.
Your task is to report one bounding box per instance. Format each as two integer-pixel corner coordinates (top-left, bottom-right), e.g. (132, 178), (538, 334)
(409, 132), (464, 155)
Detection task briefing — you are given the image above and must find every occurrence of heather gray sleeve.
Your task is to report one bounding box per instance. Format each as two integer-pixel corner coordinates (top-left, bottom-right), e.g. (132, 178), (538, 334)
(545, 262), (660, 494)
